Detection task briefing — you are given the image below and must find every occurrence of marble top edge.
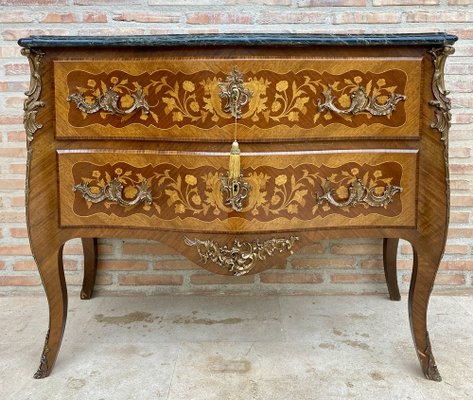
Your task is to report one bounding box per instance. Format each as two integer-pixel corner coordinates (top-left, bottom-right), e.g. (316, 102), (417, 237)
(18, 33), (458, 48)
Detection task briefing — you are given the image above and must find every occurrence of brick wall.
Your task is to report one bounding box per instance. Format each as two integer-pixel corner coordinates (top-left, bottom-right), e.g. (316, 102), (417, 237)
(0, 0), (472, 296)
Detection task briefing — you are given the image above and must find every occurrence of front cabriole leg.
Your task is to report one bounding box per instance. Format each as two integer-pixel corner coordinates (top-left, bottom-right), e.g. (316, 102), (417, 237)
(33, 245), (68, 379)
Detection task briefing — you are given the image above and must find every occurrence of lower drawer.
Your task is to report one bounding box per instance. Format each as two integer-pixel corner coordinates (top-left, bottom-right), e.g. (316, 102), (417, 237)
(57, 149), (417, 232)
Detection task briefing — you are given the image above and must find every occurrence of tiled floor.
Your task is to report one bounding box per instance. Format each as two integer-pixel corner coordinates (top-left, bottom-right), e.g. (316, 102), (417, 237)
(1, 294), (472, 400)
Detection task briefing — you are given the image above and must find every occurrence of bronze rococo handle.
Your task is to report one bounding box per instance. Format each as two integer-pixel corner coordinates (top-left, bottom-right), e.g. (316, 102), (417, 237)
(218, 65), (253, 120)
(73, 178), (152, 207)
(317, 85), (406, 116)
(316, 178), (402, 208)
(67, 86), (150, 116)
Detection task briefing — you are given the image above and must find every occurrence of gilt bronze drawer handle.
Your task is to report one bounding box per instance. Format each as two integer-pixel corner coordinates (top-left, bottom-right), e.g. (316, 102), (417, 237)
(317, 85), (406, 116)
(316, 179), (402, 208)
(218, 65), (252, 119)
(68, 86), (150, 116)
(185, 236), (299, 276)
(73, 178), (152, 207)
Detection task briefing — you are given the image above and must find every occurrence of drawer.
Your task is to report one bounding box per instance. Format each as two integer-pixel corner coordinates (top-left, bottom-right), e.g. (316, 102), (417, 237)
(54, 58), (421, 142)
(57, 149), (417, 232)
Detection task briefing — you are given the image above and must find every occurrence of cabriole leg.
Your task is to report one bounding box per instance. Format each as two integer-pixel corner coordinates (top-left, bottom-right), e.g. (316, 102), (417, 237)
(383, 238), (401, 301)
(33, 244), (67, 379)
(80, 238), (98, 300)
(408, 241), (443, 381)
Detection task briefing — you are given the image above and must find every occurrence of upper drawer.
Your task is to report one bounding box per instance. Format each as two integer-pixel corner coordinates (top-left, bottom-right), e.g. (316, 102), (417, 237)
(54, 58), (421, 142)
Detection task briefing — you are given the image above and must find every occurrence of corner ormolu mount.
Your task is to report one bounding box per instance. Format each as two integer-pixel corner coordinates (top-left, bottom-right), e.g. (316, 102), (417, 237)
(21, 48), (45, 143)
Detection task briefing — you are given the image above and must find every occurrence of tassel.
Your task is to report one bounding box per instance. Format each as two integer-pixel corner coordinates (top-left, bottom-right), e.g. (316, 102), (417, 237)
(228, 140), (241, 180)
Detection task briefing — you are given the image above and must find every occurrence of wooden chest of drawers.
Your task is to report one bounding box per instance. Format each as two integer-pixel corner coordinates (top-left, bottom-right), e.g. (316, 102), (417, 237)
(18, 33), (457, 380)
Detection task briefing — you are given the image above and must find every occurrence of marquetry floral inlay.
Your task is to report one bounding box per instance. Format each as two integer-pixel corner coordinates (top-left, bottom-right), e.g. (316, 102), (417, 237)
(72, 161), (403, 221)
(67, 69), (407, 130)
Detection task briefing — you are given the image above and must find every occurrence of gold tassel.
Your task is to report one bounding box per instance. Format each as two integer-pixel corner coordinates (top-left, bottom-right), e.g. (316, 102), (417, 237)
(228, 140), (241, 180)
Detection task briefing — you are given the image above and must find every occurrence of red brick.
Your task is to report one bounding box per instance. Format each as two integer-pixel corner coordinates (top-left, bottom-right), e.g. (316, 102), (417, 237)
(65, 273), (112, 286)
(7, 131), (26, 142)
(187, 12), (254, 24)
(451, 28), (473, 40)
(333, 12), (400, 24)
(360, 259), (384, 269)
(331, 243), (382, 255)
(299, 242), (324, 254)
(41, 12), (78, 23)
(226, 0), (291, 4)
(0, 116), (23, 125)
(0, 212), (26, 223)
(0, 81), (28, 93)
(11, 196), (26, 207)
(406, 11), (471, 23)
(0, 46), (22, 58)
(119, 275), (183, 286)
(0, 261), (5, 270)
(77, 28), (146, 37)
(260, 272), (323, 284)
(74, 0), (140, 4)
(14, 259), (77, 271)
(396, 260), (414, 270)
(331, 273), (385, 283)
(4, 63), (30, 75)
(448, 228), (473, 238)
(6, 96), (24, 109)
(98, 260), (148, 271)
(149, 0), (214, 4)
(292, 257), (356, 269)
(260, 12), (325, 24)
(63, 243), (85, 255)
(0, 276), (41, 286)
(0, 147), (27, 158)
(452, 114), (473, 124)
(448, 65), (473, 75)
(113, 13), (180, 23)
(298, 0), (366, 6)
(450, 148), (471, 158)
(401, 244), (470, 256)
(98, 243), (114, 255)
(0, 244), (31, 256)
(451, 196), (473, 207)
(10, 227), (28, 238)
(450, 164), (473, 175)
(9, 164), (26, 175)
(1, 0), (65, 4)
(452, 96), (473, 108)
(435, 274), (465, 285)
(0, 179), (26, 190)
(83, 12), (108, 23)
(122, 242), (178, 256)
(0, 12), (35, 23)
(190, 274), (254, 284)
(2, 29), (68, 41)
(153, 259), (198, 270)
(450, 180), (470, 191)
(440, 260), (473, 270)
(449, 0), (473, 4)
(373, 0), (438, 4)
(450, 211), (470, 224)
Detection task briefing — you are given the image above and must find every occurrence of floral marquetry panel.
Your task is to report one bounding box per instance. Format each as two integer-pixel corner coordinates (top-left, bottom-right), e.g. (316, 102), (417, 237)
(57, 150), (417, 232)
(54, 58), (422, 141)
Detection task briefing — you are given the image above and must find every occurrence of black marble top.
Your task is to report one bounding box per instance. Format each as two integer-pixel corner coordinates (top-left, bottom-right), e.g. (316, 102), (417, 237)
(18, 33), (457, 48)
